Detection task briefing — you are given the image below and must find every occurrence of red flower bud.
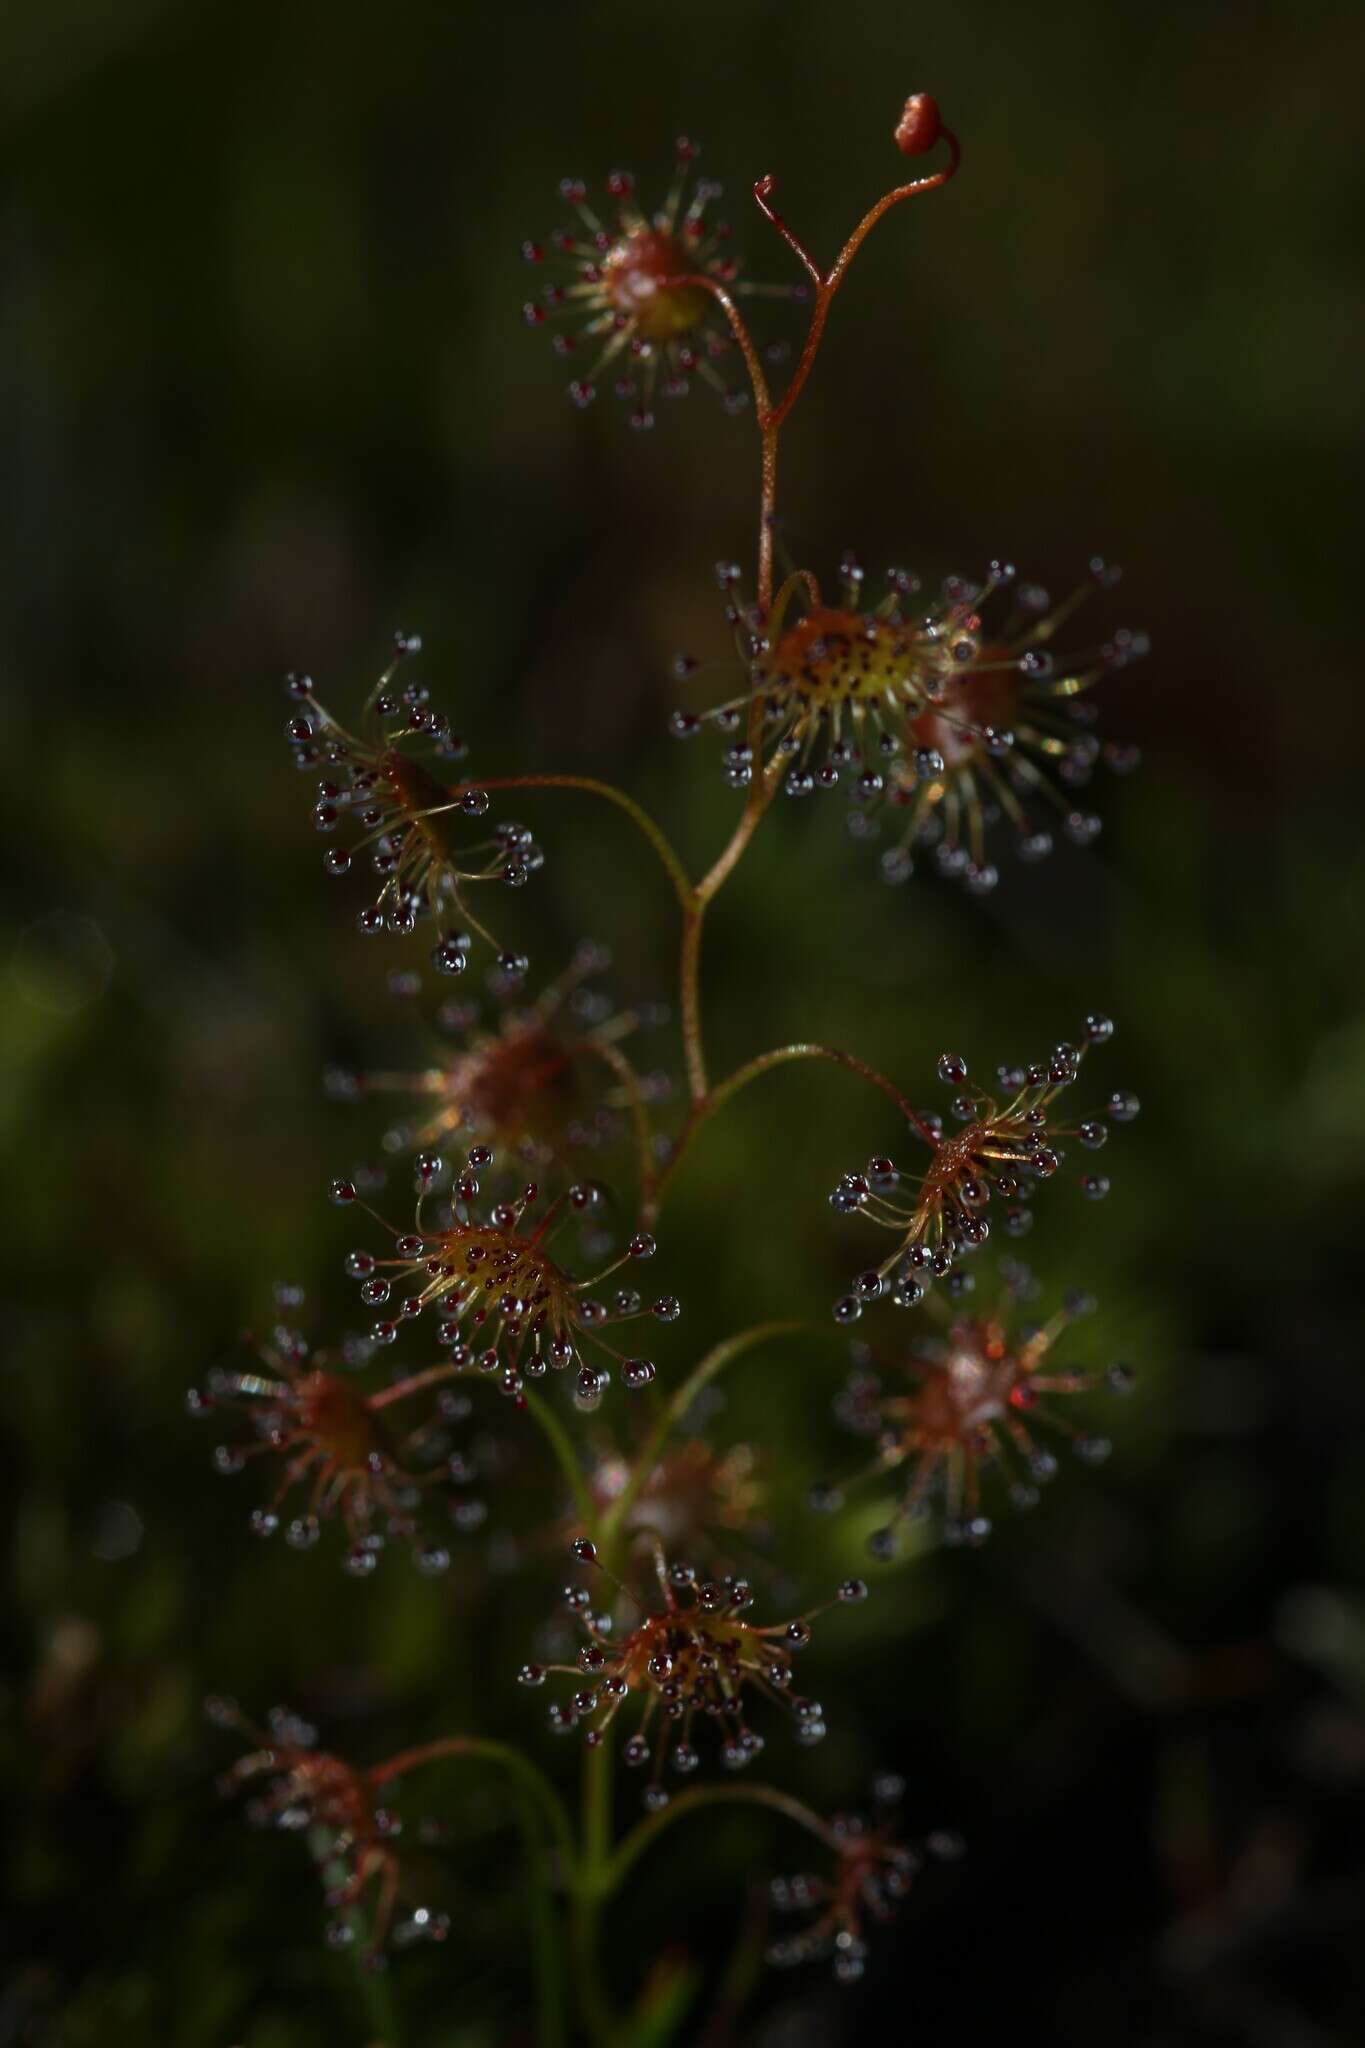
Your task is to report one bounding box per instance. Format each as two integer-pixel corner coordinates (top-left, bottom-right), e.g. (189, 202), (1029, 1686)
(894, 92), (941, 157)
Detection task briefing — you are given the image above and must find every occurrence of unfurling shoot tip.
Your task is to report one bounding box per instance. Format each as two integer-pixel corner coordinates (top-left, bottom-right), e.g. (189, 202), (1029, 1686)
(894, 93), (943, 158)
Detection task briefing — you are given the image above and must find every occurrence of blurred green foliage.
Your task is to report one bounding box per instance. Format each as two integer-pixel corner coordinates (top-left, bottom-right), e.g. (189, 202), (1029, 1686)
(3, 0), (1364, 2041)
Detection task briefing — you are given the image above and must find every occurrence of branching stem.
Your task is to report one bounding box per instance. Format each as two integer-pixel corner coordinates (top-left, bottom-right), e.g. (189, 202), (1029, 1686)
(675, 126), (959, 619)
(755, 129), (961, 443)
(379, 149), (963, 2042)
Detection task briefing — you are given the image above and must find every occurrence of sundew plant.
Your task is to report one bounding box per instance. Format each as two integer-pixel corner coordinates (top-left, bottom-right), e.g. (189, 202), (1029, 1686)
(197, 91), (1149, 2044)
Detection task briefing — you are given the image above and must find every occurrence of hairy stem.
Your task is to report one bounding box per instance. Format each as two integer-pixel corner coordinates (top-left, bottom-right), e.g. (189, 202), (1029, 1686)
(757, 418), (779, 619)
(664, 273), (776, 607)
(696, 758), (784, 906)
(827, 130), (962, 293)
(757, 130), (961, 437)
(366, 1362), (461, 1411)
(680, 756), (785, 1105)
(679, 903), (708, 1103)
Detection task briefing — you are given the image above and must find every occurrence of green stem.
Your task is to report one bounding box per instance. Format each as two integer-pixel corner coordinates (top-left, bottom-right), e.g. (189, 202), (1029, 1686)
(697, 1883), (770, 2048)
(645, 1042), (930, 1224)
(368, 1737), (577, 1883)
(511, 1774), (570, 2048)
(569, 1891), (617, 2047)
(369, 1738), (574, 2044)
(310, 1823), (405, 2044)
(582, 1726), (614, 1880)
(577, 1036), (656, 1212)
(457, 774), (693, 912)
(705, 1043), (922, 1128)
(572, 1730), (618, 2044)
(522, 1388), (597, 1533)
(353, 1931), (404, 2044)
(604, 1783), (837, 1896)
(601, 1322), (809, 1553)
(445, 767), (784, 1139)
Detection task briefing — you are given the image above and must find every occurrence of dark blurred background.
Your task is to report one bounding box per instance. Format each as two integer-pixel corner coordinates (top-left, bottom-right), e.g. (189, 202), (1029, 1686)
(4, 0), (1364, 2042)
